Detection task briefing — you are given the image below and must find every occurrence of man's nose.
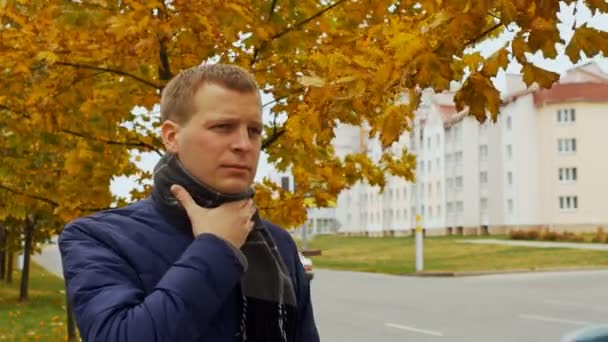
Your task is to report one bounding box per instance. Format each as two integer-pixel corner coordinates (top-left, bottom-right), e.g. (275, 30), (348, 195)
(231, 126), (253, 151)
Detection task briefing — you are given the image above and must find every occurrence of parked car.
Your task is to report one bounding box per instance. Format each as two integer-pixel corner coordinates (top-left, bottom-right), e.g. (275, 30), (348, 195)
(561, 325), (608, 342)
(298, 252), (314, 281)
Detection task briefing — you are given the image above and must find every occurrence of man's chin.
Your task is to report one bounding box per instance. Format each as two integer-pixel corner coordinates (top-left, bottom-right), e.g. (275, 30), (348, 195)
(215, 180), (253, 195)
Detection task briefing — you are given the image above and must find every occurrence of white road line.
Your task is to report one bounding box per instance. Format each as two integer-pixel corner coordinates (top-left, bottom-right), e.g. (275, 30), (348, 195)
(385, 322), (443, 337)
(519, 314), (594, 326)
(544, 299), (608, 313)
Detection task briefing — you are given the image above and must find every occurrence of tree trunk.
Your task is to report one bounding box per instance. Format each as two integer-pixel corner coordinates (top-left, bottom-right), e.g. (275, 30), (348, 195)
(6, 251), (13, 284)
(19, 218), (33, 302)
(0, 225), (6, 280)
(66, 286), (77, 341)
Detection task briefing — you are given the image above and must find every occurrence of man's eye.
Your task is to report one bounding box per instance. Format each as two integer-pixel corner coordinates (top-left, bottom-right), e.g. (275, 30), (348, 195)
(249, 127), (262, 136)
(213, 124), (231, 130)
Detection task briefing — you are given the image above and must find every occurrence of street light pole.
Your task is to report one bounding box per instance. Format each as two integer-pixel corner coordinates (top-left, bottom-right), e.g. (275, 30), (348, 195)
(415, 214), (424, 272)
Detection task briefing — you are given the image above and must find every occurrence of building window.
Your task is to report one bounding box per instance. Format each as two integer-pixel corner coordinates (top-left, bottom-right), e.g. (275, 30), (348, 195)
(558, 138), (577, 153)
(507, 199), (514, 215)
(480, 171), (488, 185)
(436, 134), (440, 147)
(447, 202), (453, 214)
(456, 201), (464, 213)
(455, 176), (463, 189)
(447, 178), (453, 190)
(427, 137), (431, 150)
(437, 206), (441, 218)
(428, 160), (432, 174)
(506, 145), (513, 160)
(506, 116), (512, 130)
(479, 145), (488, 161)
(455, 151), (463, 166)
(428, 183), (432, 197)
(559, 167), (578, 182)
(507, 172), (513, 185)
(557, 108), (576, 123)
(281, 176), (290, 191)
(436, 181), (441, 197)
(559, 196), (578, 211)
(429, 207), (433, 218)
(480, 198), (488, 212)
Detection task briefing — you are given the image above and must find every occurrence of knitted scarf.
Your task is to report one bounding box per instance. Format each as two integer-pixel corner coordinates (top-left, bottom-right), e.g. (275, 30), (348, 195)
(151, 153), (297, 342)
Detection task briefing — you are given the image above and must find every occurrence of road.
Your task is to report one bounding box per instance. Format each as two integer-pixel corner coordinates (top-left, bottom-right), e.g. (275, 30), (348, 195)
(33, 242), (608, 341)
(310, 269), (608, 342)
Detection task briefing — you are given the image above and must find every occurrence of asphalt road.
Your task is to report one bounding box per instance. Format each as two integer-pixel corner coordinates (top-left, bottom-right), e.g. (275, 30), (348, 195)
(310, 269), (608, 342)
(33, 241), (608, 341)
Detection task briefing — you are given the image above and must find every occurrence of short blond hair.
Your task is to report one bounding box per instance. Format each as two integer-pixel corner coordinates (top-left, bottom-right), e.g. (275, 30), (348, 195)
(160, 63), (260, 123)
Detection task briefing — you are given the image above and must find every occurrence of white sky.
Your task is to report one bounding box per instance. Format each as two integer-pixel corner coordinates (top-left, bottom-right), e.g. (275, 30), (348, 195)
(110, 2), (608, 200)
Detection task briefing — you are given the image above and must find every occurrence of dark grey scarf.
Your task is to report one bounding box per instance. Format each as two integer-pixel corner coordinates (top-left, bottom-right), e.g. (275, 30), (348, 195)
(151, 153), (297, 342)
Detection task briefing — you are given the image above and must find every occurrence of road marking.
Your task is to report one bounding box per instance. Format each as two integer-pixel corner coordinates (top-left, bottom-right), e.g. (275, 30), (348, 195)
(385, 322), (443, 337)
(519, 314), (593, 326)
(544, 299), (608, 313)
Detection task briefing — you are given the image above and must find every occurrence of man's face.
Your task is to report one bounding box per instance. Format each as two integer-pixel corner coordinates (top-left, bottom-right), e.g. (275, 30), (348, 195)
(161, 83), (262, 194)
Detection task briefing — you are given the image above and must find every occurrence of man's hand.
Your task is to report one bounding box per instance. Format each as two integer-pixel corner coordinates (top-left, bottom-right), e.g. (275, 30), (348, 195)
(170, 184), (255, 248)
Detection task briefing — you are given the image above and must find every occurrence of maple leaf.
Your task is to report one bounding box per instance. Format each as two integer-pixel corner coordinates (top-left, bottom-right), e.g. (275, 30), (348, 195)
(565, 26), (608, 64)
(522, 63), (560, 88)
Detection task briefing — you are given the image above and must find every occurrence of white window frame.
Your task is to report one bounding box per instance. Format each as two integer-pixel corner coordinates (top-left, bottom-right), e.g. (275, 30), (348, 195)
(559, 196), (578, 212)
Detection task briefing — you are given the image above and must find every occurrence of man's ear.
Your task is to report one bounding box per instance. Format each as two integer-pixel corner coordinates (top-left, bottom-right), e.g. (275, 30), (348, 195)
(160, 120), (181, 153)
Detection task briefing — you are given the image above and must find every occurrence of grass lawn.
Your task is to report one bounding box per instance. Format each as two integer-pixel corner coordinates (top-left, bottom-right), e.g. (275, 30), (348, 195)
(0, 263), (69, 341)
(302, 235), (608, 275)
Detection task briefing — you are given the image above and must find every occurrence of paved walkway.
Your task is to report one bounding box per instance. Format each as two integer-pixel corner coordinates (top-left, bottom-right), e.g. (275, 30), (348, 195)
(32, 236), (64, 278)
(462, 239), (608, 251)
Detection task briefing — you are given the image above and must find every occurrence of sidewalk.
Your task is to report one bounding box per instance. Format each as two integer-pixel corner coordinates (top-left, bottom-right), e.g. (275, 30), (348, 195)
(32, 236), (64, 278)
(462, 239), (608, 251)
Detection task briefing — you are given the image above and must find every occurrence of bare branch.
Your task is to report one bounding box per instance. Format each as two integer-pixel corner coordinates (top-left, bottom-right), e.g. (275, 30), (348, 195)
(251, 0), (348, 65)
(464, 22), (503, 47)
(262, 128), (285, 150)
(60, 129), (164, 156)
(0, 183), (59, 207)
(55, 62), (161, 89)
(271, 0), (348, 41)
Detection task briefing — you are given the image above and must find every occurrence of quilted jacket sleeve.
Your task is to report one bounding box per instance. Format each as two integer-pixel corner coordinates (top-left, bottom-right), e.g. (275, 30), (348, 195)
(59, 219), (245, 342)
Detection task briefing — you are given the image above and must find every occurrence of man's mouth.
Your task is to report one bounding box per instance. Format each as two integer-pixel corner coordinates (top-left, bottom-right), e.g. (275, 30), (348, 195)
(222, 164), (250, 171)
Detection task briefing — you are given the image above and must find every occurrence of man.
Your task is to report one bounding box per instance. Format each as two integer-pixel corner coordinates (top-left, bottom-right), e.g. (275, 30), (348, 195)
(59, 63), (320, 342)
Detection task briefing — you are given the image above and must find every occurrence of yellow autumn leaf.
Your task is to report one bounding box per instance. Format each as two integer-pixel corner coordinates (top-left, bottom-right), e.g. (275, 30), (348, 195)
(585, 0), (608, 12)
(298, 75), (326, 87)
(522, 63), (560, 89)
(481, 47), (509, 77)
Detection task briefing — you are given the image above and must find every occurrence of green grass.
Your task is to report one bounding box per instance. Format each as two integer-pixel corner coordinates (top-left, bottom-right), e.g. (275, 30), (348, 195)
(0, 263), (69, 341)
(302, 235), (608, 275)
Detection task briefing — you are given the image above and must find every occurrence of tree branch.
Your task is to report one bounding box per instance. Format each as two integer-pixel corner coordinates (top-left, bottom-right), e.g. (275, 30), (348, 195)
(0, 183), (115, 213)
(156, 5), (173, 81)
(158, 36), (173, 81)
(262, 128), (285, 150)
(60, 129), (163, 156)
(251, 0), (348, 66)
(0, 183), (59, 207)
(464, 22), (503, 47)
(251, 0), (280, 67)
(55, 62), (162, 89)
(270, 0), (349, 41)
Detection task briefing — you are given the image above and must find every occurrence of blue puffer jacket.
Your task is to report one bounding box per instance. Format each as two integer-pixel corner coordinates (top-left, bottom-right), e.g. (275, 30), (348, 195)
(59, 197), (320, 341)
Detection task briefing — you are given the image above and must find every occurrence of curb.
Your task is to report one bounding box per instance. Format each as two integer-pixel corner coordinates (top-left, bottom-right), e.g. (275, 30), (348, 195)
(401, 267), (608, 277)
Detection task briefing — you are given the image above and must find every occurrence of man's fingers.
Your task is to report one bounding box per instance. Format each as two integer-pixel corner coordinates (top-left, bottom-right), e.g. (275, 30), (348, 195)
(170, 184), (196, 212)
